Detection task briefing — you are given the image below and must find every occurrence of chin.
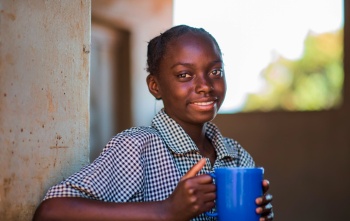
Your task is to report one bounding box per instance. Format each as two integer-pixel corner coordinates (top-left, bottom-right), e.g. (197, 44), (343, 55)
(194, 112), (217, 123)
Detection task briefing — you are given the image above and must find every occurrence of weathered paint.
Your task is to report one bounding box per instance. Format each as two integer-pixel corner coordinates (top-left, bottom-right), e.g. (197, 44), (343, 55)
(0, 0), (91, 220)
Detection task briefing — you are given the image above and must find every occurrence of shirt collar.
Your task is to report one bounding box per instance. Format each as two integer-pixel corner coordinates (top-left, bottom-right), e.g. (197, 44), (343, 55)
(151, 109), (235, 159)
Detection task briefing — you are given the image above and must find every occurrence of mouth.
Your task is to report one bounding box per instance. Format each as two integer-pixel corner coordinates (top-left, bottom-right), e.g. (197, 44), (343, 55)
(189, 99), (218, 111)
(192, 101), (215, 106)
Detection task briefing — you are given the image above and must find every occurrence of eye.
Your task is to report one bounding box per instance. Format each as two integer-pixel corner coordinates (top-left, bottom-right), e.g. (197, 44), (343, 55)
(177, 72), (192, 79)
(210, 69), (224, 77)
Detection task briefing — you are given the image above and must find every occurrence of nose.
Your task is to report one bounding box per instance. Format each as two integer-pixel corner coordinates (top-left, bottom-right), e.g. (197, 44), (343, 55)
(195, 74), (214, 94)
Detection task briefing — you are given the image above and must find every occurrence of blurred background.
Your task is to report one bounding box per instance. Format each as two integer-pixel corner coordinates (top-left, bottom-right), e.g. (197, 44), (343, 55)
(1, 0), (349, 220)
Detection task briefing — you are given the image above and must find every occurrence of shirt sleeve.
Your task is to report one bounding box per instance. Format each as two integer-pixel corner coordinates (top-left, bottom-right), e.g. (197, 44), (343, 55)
(43, 132), (144, 202)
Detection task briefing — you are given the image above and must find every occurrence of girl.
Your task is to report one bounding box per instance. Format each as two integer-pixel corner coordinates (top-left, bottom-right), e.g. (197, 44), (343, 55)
(33, 25), (273, 221)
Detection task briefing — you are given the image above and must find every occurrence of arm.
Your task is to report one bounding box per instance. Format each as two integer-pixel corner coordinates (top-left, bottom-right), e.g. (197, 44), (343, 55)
(33, 197), (171, 221)
(33, 159), (215, 221)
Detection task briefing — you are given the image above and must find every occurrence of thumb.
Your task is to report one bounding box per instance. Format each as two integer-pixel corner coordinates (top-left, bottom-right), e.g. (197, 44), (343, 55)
(181, 158), (206, 181)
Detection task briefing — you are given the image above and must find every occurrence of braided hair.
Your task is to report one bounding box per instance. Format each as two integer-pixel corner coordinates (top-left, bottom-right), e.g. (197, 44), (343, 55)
(146, 25), (222, 76)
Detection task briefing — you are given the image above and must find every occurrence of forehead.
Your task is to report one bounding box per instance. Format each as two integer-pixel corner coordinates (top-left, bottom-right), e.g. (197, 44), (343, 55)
(163, 32), (222, 62)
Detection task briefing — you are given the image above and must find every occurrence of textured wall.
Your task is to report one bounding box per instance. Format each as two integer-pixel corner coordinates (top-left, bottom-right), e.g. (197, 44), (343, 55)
(0, 1), (91, 220)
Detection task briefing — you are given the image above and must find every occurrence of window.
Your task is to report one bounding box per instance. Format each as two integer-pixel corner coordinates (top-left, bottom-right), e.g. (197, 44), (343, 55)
(174, 0), (344, 113)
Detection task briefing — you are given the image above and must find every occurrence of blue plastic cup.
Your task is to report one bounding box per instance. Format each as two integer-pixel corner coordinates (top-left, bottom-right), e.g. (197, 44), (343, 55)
(206, 167), (264, 221)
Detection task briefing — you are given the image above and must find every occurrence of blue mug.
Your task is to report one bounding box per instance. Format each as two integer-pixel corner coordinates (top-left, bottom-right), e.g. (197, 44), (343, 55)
(206, 167), (264, 221)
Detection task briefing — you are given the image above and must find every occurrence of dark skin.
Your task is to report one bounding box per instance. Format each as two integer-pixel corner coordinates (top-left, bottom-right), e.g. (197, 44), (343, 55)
(33, 32), (273, 221)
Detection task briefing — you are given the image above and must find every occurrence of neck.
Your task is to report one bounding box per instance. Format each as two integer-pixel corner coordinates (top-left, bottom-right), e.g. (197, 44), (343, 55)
(177, 122), (217, 166)
(177, 121), (206, 145)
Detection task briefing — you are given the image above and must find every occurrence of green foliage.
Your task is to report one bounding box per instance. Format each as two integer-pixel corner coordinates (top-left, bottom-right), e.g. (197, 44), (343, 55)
(243, 29), (344, 112)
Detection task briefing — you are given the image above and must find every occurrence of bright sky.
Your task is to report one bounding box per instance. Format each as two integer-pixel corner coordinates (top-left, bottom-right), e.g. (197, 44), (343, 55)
(173, 0), (344, 113)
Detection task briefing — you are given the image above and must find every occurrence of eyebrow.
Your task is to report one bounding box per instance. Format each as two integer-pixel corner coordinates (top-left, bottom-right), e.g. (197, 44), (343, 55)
(170, 62), (193, 69)
(170, 60), (223, 69)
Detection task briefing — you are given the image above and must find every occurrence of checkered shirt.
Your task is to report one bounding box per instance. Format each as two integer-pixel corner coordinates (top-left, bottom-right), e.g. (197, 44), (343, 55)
(43, 109), (255, 220)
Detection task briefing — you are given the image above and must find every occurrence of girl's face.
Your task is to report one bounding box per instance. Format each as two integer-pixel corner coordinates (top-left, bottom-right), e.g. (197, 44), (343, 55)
(150, 33), (226, 126)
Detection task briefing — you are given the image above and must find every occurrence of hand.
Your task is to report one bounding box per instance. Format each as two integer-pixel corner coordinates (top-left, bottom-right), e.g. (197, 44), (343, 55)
(164, 158), (216, 221)
(256, 179), (274, 221)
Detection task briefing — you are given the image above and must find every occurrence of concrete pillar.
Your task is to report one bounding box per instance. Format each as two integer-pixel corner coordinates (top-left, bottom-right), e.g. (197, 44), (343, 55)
(0, 1), (91, 220)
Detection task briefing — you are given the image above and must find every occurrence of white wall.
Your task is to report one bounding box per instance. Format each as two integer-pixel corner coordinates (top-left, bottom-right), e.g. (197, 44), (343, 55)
(0, 1), (91, 220)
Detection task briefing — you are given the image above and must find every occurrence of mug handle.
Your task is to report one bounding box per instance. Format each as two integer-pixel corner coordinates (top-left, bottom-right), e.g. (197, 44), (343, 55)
(205, 173), (218, 217)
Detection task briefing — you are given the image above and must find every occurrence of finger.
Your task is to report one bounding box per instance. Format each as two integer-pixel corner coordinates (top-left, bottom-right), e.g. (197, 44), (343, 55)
(194, 180), (216, 192)
(259, 212), (274, 221)
(257, 203), (273, 218)
(201, 200), (215, 212)
(256, 193), (273, 205)
(181, 158), (206, 181)
(202, 191), (216, 202)
(266, 210), (274, 220)
(262, 179), (270, 193)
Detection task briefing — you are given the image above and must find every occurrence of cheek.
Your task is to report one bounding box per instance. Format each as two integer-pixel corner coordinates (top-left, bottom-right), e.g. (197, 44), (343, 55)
(168, 84), (192, 103)
(215, 81), (227, 106)
(159, 81), (188, 102)
(215, 80), (227, 95)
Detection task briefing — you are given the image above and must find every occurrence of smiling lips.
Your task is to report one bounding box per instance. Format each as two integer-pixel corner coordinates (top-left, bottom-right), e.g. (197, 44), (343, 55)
(193, 101), (215, 106)
(190, 100), (217, 111)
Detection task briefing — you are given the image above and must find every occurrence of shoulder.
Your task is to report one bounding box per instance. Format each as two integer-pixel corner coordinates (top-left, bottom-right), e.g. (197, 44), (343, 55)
(117, 126), (160, 139)
(223, 137), (256, 167)
(102, 126), (161, 153)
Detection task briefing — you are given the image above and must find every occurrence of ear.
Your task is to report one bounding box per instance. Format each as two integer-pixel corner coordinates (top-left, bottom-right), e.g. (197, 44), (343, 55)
(146, 74), (162, 100)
